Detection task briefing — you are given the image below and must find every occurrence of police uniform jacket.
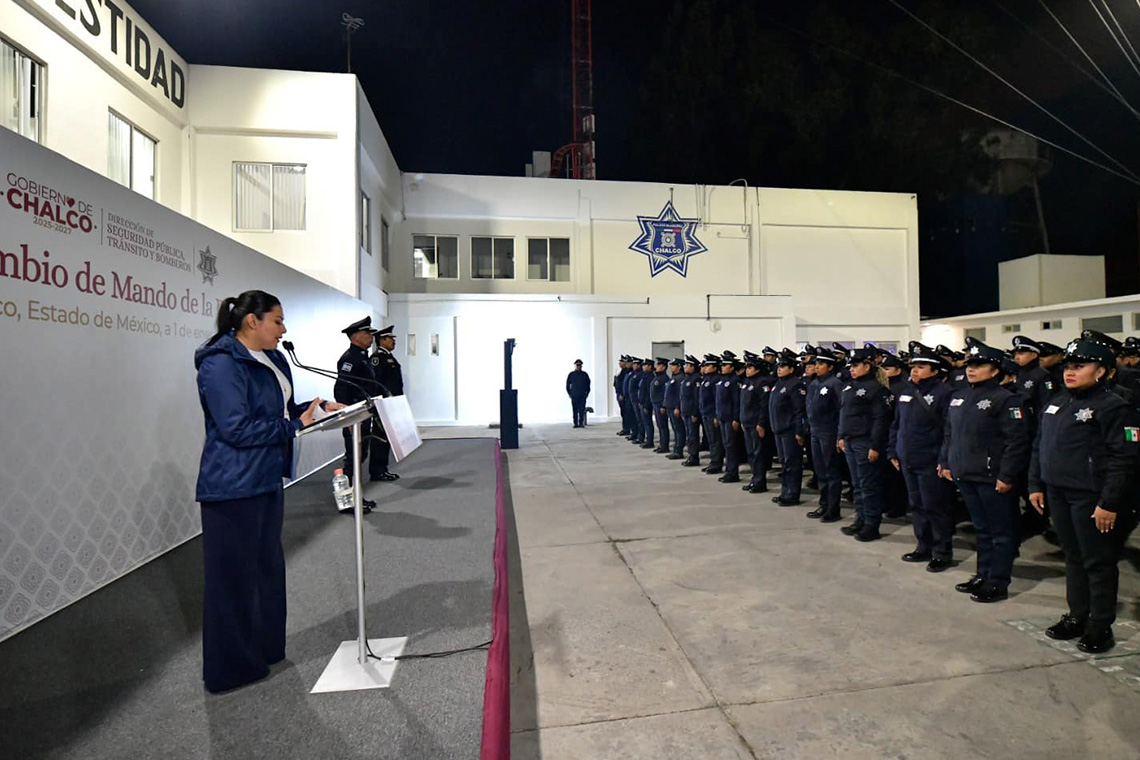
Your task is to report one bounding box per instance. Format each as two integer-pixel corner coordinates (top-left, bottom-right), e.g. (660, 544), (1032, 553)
(939, 378), (1029, 485)
(946, 368), (969, 389)
(650, 370), (669, 406)
(1015, 360), (1055, 416)
(335, 345), (380, 405)
(888, 376), (953, 469)
(699, 374), (718, 417)
(370, 347), (404, 396)
(715, 374), (741, 423)
(806, 373), (843, 436)
(838, 376), (892, 451)
(623, 369), (638, 403)
(679, 373), (699, 416)
(888, 375), (909, 400)
(637, 370), (654, 406)
(566, 369), (591, 397)
(614, 368), (627, 399)
(739, 375), (767, 426)
(664, 372), (682, 410)
(1029, 384), (1139, 513)
(1114, 365), (1140, 408)
(764, 375), (808, 436)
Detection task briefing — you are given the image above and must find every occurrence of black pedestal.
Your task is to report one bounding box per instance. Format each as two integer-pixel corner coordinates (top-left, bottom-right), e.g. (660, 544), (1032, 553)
(499, 389), (519, 449)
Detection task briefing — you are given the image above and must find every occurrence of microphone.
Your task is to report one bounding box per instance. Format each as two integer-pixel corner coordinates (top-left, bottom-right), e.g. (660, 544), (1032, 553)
(282, 341), (393, 399)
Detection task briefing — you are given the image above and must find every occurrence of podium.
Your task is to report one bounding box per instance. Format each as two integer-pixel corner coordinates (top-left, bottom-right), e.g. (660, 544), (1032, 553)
(296, 396), (421, 693)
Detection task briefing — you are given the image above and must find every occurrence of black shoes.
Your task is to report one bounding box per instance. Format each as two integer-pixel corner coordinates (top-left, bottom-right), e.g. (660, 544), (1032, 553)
(339, 499), (375, 516)
(718, 473), (741, 483)
(640, 442), (655, 449)
(955, 575), (984, 594)
(1077, 627), (1115, 654)
(805, 508), (826, 519)
(776, 498), (802, 507)
(654, 447), (669, 454)
(682, 459), (700, 467)
(617, 430), (629, 436)
(819, 512), (842, 523)
(746, 484), (768, 493)
(666, 453), (684, 460)
(970, 582), (1008, 603)
(1045, 614), (1087, 641)
(704, 467), (723, 475)
(840, 520), (865, 536)
(806, 477), (819, 490)
(371, 472), (398, 482)
(901, 551), (932, 563)
(926, 558), (952, 573)
(853, 528), (882, 542)
(841, 488), (855, 503)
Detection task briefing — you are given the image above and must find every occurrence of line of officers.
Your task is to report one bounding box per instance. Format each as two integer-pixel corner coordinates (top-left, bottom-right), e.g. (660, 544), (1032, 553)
(613, 330), (1140, 654)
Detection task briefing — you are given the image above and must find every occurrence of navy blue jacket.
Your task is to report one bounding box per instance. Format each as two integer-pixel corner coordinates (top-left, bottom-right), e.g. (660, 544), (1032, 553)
(939, 378), (1030, 484)
(664, 371), (682, 409)
(650, 370), (669, 405)
(195, 334), (313, 502)
(637, 369), (654, 407)
(699, 373), (718, 417)
(764, 375), (808, 436)
(888, 376), (954, 469)
(715, 374), (741, 422)
(838, 376), (893, 451)
(566, 369), (591, 398)
(679, 371), (700, 415)
(1029, 384), (1139, 512)
(806, 373), (843, 436)
(738, 374), (766, 426)
(623, 369), (638, 405)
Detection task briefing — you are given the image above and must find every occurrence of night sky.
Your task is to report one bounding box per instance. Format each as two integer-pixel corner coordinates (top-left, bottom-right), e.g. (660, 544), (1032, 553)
(130, 0), (1140, 316)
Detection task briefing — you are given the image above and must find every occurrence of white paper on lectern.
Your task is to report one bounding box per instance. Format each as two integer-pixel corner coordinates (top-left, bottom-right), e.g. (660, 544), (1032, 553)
(375, 396), (421, 461)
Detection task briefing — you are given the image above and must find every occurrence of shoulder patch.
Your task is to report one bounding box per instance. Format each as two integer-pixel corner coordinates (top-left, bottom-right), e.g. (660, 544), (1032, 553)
(341, 362), (353, 372)
(1125, 427), (1139, 442)
(1010, 408), (1023, 420)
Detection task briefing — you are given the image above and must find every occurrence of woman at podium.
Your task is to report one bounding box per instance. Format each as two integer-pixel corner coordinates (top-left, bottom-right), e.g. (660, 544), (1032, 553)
(194, 289), (341, 692)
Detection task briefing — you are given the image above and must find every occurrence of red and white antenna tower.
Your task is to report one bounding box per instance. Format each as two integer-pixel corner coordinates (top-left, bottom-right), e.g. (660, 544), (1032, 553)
(551, 0), (595, 179)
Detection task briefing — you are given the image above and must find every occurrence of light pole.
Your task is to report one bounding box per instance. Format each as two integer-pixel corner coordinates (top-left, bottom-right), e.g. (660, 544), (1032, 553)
(342, 13), (365, 73)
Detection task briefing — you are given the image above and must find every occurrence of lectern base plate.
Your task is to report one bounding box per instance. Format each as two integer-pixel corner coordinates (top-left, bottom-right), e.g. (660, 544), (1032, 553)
(310, 636), (408, 693)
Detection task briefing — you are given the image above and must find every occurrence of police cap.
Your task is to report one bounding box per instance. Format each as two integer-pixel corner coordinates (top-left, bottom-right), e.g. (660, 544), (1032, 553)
(1065, 339), (1116, 366)
(963, 340), (1005, 366)
(684, 354), (700, 366)
(848, 347), (877, 365)
(372, 324), (395, 338)
(1080, 329), (1123, 357)
(342, 316), (373, 336)
(776, 349), (799, 367)
(814, 349), (838, 365)
(908, 346), (944, 369)
(1037, 341), (1064, 356)
(881, 353), (904, 370)
(574, 359), (583, 365)
(1011, 335), (1042, 354)
(701, 353), (720, 367)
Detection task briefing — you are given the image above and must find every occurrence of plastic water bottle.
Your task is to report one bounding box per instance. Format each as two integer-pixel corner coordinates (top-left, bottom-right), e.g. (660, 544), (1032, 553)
(332, 469), (354, 511)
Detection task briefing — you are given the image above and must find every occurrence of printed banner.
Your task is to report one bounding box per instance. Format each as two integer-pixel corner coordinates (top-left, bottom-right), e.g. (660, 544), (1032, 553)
(0, 128), (369, 639)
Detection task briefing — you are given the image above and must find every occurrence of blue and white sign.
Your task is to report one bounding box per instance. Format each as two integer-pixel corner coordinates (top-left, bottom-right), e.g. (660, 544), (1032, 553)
(628, 201), (707, 277)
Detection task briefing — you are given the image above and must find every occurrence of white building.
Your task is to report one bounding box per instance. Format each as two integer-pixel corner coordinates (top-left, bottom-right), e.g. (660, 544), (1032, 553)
(2, 0), (921, 424)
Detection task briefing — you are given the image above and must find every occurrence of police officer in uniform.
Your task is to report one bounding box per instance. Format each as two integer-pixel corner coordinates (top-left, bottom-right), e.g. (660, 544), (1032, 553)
(881, 353), (910, 518)
(368, 325), (403, 482)
(334, 317), (379, 513)
(739, 352), (769, 493)
(650, 358), (671, 453)
(679, 355), (702, 466)
(615, 356), (631, 436)
(838, 347), (893, 541)
(889, 343), (956, 572)
(764, 349), (808, 506)
(699, 354), (725, 473)
(1029, 338), (1140, 653)
(806, 349), (844, 520)
(938, 345), (970, 389)
(939, 339), (1030, 603)
(664, 359), (686, 459)
(566, 359), (591, 427)
(715, 351), (743, 483)
(625, 358), (644, 443)
(638, 358), (656, 449)
(1038, 342), (1066, 390)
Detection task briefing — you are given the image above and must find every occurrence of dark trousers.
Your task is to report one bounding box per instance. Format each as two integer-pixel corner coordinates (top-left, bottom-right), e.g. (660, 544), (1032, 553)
(370, 418), (391, 477)
(1049, 486), (1138, 627)
(844, 438), (884, 530)
(774, 431), (803, 501)
(744, 425), (767, 487)
(571, 394), (587, 427)
(684, 414), (701, 462)
(641, 405), (655, 445)
(655, 407), (670, 449)
(669, 410), (685, 454)
(619, 396), (631, 433)
(630, 399), (643, 440)
(811, 432), (842, 513)
(883, 462), (909, 516)
(957, 480), (1016, 590)
(200, 486), (286, 693)
(760, 431), (776, 473)
(720, 420), (741, 476)
(342, 420), (371, 482)
(703, 416), (724, 468)
(902, 464), (955, 560)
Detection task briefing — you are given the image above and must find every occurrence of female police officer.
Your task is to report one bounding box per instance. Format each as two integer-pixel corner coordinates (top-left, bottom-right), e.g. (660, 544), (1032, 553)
(194, 290), (341, 692)
(838, 347), (893, 541)
(1028, 338), (1140, 653)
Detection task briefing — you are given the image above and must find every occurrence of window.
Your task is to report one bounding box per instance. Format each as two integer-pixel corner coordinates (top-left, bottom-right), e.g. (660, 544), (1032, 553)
(1001, 323), (1021, 334)
(1081, 314), (1123, 334)
(0, 39), (44, 143)
(360, 192), (372, 253)
(413, 234), (458, 279)
(1041, 320), (1063, 331)
(876, 342), (898, 354)
(964, 327), (986, 342)
(108, 112), (156, 200)
(380, 218), (390, 271)
(527, 237), (571, 282)
(1133, 313), (1140, 331)
(233, 162), (306, 231)
(472, 237), (514, 279)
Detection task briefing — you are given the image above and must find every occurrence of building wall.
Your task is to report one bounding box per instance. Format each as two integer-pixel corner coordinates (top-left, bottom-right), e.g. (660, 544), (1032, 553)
(998, 254), (1106, 310)
(357, 84), (405, 319)
(2, 0), (188, 211)
(187, 66), (359, 297)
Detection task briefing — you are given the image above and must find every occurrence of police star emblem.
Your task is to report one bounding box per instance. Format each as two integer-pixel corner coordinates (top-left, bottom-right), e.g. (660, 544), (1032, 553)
(924, 394), (935, 404)
(1075, 408), (1094, 422)
(820, 387), (829, 395)
(977, 399), (992, 410)
(628, 200), (708, 277)
(197, 246), (219, 285)
(856, 388), (866, 397)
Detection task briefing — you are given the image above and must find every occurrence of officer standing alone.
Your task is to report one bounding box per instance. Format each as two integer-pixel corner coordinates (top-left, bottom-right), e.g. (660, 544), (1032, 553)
(567, 359), (591, 427)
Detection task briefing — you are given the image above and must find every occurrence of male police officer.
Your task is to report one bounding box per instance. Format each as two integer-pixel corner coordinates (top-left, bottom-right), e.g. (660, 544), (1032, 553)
(739, 352), (769, 493)
(335, 317), (379, 513)
(679, 355), (702, 466)
(665, 359), (686, 459)
(625, 358), (644, 443)
(651, 358), (671, 453)
(765, 349), (808, 505)
(699, 354), (725, 474)
(638, 358), (656, 449)
(567, 359), (591, 427)
(368, 325), (403, 482)
(615, 356), (631, 435)
(806, 349), (844, 520)
(715, 351), (743, 483)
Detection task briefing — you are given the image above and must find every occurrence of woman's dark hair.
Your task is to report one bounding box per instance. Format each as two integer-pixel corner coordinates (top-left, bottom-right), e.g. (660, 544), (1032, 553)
(208, 290), (281, 345)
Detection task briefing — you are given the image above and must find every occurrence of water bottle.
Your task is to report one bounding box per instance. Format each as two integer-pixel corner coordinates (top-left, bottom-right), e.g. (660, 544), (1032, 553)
(332, 469), (354, 511)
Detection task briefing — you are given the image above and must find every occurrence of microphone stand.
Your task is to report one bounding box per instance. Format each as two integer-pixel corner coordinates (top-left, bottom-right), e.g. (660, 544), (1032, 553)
(281, 341), (390, 432)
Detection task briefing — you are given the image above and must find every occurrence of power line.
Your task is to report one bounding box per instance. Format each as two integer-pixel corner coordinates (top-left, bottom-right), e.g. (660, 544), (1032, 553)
(1100, 0), (1140, 66)
(883, 0), (1140, 183)
(1088, 0), (1140, 78)
(762, 15), (1140, 187)
(1037, 0), (1133, 106)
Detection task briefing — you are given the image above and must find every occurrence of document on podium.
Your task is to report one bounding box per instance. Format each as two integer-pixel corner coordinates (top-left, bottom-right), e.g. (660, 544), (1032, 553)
(375, 395), (421, 461)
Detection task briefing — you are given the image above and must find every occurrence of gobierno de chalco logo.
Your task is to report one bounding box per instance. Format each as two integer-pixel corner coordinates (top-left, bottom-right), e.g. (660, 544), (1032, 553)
(628, 200), (707, 278)
(5, 172), (96, 235)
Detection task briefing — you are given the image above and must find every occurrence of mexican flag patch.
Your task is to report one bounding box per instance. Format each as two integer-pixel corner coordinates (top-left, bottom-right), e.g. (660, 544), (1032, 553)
(1010, 408), (1023, 420)
(1126, 427), (1140, 443)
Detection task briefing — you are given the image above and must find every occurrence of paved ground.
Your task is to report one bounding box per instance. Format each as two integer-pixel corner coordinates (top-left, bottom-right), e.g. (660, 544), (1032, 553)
(480, 421), (1140, 760)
